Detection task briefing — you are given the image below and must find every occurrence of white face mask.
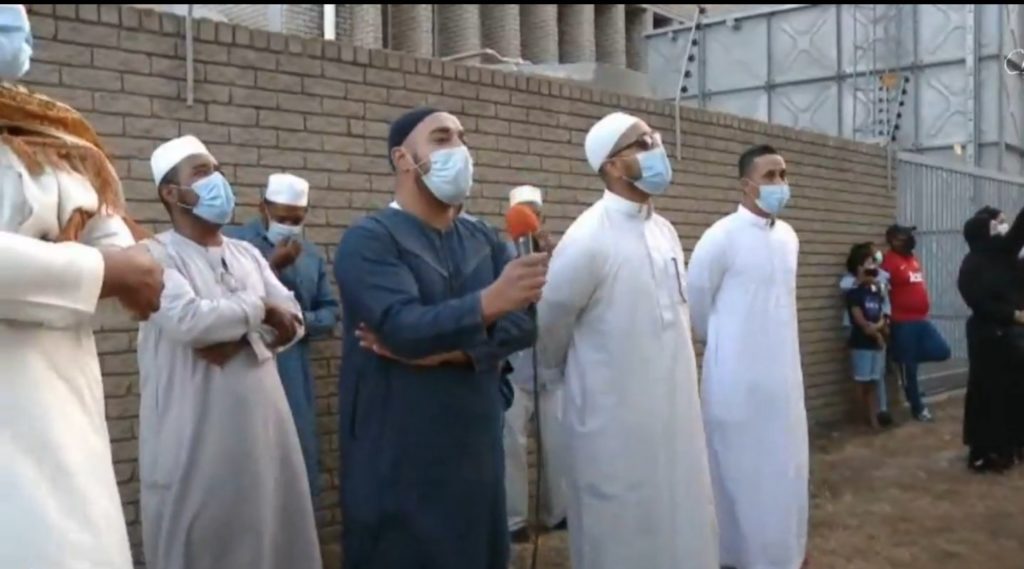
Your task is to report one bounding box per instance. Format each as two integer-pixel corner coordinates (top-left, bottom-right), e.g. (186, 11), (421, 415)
(266, 221), (303, 245)
(0, 5), (32, 80)
(417, 146), (474, 206)
(993, 221), (1010, 236)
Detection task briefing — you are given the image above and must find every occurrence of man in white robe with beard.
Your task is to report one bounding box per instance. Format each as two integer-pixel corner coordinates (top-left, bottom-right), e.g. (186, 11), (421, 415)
(1, 8), (163, 566)
(536, 111), (718, 569)
(687, 144), (809, 569)
(136, 135), (322, 569)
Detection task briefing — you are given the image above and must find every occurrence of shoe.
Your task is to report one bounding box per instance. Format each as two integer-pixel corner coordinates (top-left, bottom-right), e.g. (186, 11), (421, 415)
(877, 411), (894, 427)
(510, 527), (531, 544)
(550, 519), (568, 531)
(969, 455), (1012, 474)
(913, 409), (934, 422)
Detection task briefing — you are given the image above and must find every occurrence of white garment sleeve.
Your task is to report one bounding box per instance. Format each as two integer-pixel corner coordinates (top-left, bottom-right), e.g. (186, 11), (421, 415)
(79, 214), (135, 250)
(686, 226), (728, 343)
(536, 234), (602, 382)
(148, 267), (267, 348)
(0, 231), (104, 328)
(253, 244), (306, 353)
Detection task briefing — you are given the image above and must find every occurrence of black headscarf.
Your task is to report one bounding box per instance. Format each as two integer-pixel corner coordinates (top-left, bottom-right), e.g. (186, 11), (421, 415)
(964, 214), (999, 253)
(974, 206), (1002, 222)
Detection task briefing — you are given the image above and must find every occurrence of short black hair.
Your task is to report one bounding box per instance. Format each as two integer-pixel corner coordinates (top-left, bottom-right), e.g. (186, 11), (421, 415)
(845, 241), (875, 274)
(738, 144), (779, 178)
(158, 167), (179, 213)
(159, 167), (178, 189)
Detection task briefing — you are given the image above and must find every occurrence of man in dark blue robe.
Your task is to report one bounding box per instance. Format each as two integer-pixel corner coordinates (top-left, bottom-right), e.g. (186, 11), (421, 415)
(334, 108), (548, 569)
(225, 173), (340, 500)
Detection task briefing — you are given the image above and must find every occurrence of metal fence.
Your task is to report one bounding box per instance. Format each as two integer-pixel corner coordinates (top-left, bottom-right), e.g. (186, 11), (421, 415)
(897, 152), (1024, 386)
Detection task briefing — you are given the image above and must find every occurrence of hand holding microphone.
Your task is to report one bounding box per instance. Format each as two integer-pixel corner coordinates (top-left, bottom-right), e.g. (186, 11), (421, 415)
(481, 204), (549, 320)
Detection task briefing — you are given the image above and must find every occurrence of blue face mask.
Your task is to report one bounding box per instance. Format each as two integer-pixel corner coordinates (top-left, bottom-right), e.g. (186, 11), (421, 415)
(756, 184), (791, 217)
(632, 146), (673, 195)
(0, 5), (32, 80)
(182, 172), (236, 226)
(420, 145), (474, 206)
(266, 221), (302, 245)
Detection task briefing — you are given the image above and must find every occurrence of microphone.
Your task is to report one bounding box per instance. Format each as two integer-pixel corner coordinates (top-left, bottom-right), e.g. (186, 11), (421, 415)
(505, 203), (541, 258)
(504, 202), (545, 569)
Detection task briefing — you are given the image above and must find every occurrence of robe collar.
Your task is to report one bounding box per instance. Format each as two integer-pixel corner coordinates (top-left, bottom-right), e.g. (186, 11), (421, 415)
(736, 204), (777, 229)
(167, 229), (227, 270)
(601, 190), (654, 220)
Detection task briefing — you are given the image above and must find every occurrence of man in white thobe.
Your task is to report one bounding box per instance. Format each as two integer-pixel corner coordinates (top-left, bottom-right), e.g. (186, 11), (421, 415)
(687, 144), (809, 569)
(137, 136), (322, 569)
(537, 112), (718, 569)
(1, 9), (164, 566)
(502, 185), (568, 542)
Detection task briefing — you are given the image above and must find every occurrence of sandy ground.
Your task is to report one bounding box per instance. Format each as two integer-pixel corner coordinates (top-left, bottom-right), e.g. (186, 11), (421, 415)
(511, 395), (1024, 569)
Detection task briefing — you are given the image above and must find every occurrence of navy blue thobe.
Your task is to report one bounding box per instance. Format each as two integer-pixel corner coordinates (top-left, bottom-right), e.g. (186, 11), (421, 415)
(225, 218), (340, 498)
(334, 207), (536, 569)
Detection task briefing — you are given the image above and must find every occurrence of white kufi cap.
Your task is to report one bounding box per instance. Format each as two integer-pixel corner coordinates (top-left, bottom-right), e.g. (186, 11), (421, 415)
(150, 135), (213, 185)
(265, 173), (310, 207)
(584, 112), (640, 173)
(509, 185), (543, 207)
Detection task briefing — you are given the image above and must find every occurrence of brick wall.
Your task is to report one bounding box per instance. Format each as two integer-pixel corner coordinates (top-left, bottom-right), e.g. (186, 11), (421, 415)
(20, 4), (895, 565)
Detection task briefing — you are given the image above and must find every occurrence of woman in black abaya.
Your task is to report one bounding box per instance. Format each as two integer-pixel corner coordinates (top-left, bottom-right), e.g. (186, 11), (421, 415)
(957, 207), (1024, 472)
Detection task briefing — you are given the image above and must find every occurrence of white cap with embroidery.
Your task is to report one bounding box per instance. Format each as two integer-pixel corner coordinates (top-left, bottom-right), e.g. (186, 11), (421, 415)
(509, 185), (543, 207)
(265, 173), (310, 207)
(150, 135), (214, 185)
(584, 112), (640, 173)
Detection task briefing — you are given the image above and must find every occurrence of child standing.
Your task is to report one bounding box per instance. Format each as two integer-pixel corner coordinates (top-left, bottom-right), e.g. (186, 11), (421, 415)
(845, 246), (889, 429)
(840, 242), (893, 426)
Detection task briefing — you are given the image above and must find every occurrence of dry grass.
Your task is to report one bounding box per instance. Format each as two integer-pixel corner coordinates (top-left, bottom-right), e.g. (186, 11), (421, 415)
(512, 395), (1024, 569)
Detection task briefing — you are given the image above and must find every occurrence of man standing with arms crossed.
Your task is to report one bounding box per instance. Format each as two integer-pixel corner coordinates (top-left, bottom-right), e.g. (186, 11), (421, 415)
(1, 7), (163, 566)
(335, 107), (546, 569)
(137, 136), (321, 569)
(688, 145), (809, 569)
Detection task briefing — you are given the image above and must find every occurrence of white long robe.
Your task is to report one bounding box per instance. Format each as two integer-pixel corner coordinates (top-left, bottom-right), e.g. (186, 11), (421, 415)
(137, 231), (321, 569)
(503, 348), (568, 530)
(503, 241), (568, 531)
(537, 190), (718, 569)
(0, 142), (134, 568)
(687, 205), (809, 569)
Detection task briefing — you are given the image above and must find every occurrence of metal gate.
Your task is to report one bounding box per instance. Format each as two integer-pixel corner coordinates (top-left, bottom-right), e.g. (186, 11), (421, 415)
(897, 152), (1024, 391)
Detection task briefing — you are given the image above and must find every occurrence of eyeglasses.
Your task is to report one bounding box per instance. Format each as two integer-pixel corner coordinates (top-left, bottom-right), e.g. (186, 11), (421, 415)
(609, 131), (663, 159)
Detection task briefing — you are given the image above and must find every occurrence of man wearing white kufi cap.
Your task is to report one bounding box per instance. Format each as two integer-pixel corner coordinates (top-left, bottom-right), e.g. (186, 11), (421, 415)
(226, 172), (340, 500)
(0, 6), (164, 567)
(500, 186), (568, 542)
(137, 137), (322, 569)
(536, 112), (719, 569)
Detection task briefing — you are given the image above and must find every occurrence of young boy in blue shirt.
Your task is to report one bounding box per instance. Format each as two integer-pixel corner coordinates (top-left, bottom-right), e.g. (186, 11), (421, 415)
(845, 245), (889, 429)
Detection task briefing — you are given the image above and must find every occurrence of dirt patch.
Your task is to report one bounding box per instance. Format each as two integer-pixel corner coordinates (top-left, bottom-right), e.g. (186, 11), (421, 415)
(512, 396), (1024, 569)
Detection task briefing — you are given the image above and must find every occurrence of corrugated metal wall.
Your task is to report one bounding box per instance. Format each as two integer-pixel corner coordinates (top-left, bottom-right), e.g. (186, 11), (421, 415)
(648, 4), (1024, 176)
(897, 152), (1024, 368)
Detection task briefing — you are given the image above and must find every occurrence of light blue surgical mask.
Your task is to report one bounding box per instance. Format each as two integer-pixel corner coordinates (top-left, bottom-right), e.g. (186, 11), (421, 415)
(181, 172), (236, 226)
(266, 221), (303, 245)
(0, 5), (32, 80)
(633, 146), (673, 195)
(419, 145), (474, 206)
(756, 184), (791, 217)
